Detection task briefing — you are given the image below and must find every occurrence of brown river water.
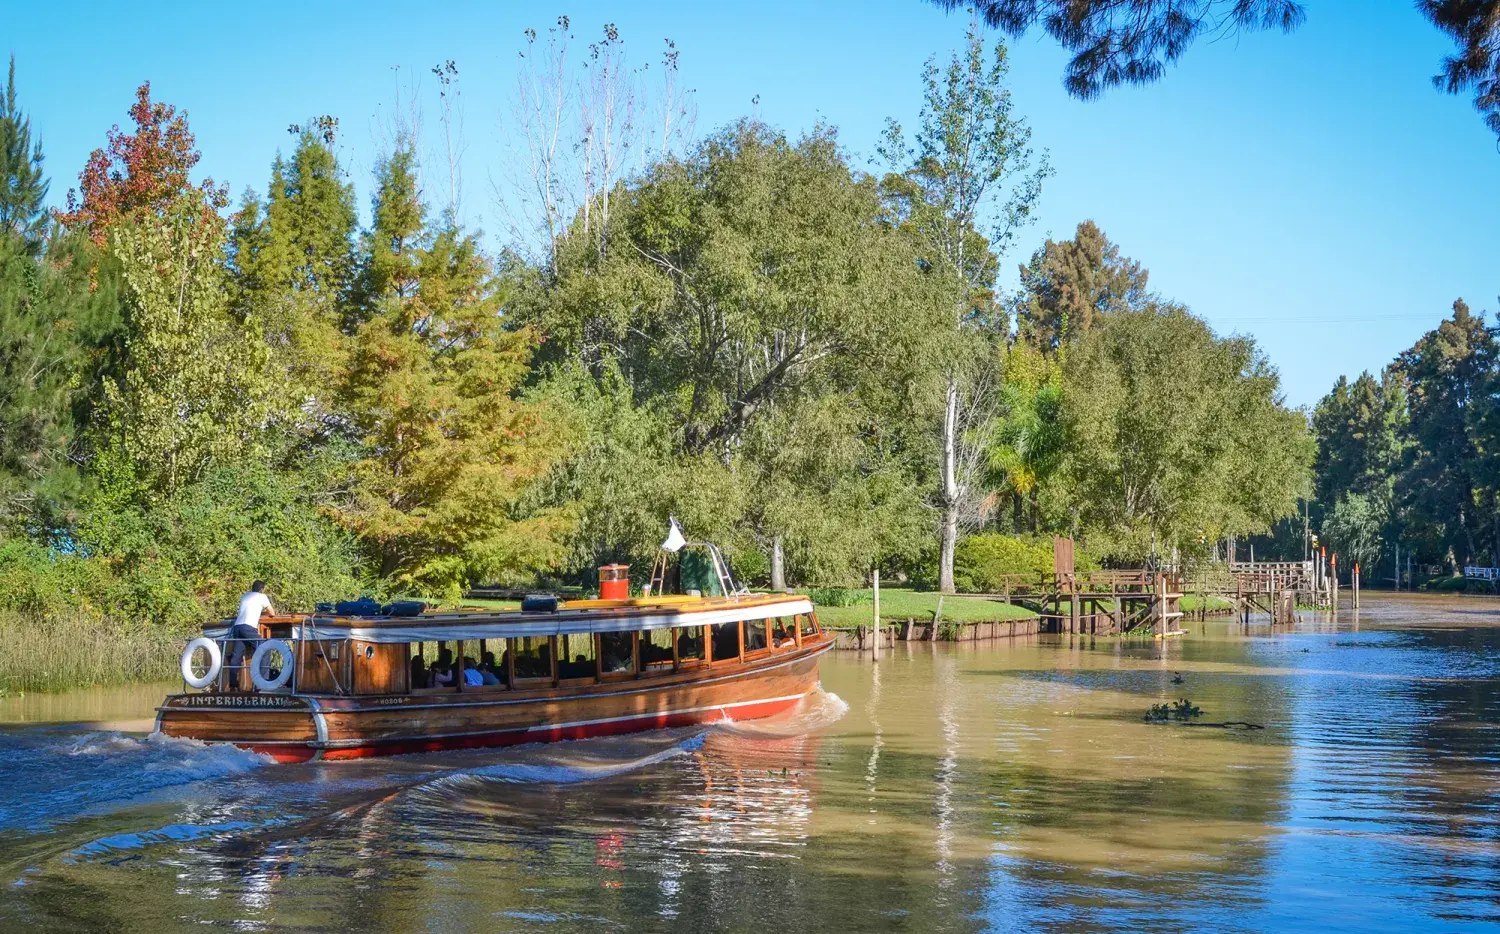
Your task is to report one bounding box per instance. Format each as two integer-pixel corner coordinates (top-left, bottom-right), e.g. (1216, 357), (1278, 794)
(2, 593), (1499, 932)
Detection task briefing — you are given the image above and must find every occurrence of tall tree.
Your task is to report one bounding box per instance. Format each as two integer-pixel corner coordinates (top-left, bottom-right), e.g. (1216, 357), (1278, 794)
(100, 191), (271, 498)
(231, 120), (358, 439)
(1395, 299), (1497, 567)
(880, 26), (1049, 592)
(1015, 220), (1149, 352)
(1311, 370), (1405, 515)
(56, 83), (222, 249)
(530, 120), (941, 586)
(1060, 302), (1312, 558)
(0, 56), (47, 252)
(341, 144), (569, 593)
(933, 0), (1500, 139)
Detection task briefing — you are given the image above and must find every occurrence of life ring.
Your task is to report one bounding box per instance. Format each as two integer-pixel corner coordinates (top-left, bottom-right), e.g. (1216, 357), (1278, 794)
(250, 639), (294, 692)
(181, 637), (222, 689)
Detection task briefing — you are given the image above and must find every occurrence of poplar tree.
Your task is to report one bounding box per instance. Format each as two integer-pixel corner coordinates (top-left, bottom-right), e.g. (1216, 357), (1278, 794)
(880, 27), (1049, 592)
(342, 144), (568, 593)
(103, 192), (270, 497)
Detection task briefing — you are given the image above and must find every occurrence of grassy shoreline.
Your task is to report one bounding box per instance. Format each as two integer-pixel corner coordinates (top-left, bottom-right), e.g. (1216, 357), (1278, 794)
(810, 588), (1037, 630)
(0, 613), (186, 695)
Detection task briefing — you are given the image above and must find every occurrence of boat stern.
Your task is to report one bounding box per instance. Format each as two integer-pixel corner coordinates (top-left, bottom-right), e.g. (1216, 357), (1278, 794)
(155, 692), (322, 763)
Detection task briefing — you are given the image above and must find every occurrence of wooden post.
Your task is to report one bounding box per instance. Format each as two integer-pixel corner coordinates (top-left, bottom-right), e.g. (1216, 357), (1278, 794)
(1354, 562), (1360, 609)
(1331, 553), (1338, 609)
(872, 569), (881, 658)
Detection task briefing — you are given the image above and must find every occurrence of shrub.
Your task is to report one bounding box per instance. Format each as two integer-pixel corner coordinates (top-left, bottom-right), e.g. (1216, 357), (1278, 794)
(809, 586), (869, 607)
(952, 534), (1056, 592)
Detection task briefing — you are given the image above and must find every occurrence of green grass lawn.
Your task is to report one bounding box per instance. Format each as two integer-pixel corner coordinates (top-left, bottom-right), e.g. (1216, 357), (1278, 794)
(1180, 593), (1233, 613)
(808, 588), (1036, 630)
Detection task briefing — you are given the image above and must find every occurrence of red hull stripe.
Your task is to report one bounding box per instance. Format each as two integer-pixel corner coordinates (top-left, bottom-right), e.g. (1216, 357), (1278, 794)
(242, 694), (803, 763)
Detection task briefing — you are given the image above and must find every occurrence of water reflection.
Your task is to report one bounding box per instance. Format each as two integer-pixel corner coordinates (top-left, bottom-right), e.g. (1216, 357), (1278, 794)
(3, 595), (1500, 931)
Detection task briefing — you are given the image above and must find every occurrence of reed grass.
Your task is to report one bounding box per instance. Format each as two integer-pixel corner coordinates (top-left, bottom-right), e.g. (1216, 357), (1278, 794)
(0, 612), (186, 695)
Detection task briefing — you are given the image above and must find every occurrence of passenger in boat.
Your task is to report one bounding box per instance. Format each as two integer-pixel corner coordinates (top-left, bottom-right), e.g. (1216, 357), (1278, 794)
(479, 651), (503, 686)
(409, 652), (427, 688)
(462, 656), (484, 687)
(773, 624), (795, 647)
(430, 649), (455, 687)
(228, 580), (276, 690)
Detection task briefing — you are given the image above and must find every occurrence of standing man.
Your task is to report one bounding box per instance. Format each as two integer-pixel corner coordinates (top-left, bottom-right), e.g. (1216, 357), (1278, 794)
(228, 581), (276, 690)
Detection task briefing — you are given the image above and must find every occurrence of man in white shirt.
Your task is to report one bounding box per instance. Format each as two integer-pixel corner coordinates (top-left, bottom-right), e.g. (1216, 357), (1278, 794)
(228, 581), (276, 690)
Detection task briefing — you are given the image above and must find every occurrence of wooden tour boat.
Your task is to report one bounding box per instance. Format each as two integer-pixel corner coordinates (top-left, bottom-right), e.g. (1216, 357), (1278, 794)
(156, 528), (831, 762)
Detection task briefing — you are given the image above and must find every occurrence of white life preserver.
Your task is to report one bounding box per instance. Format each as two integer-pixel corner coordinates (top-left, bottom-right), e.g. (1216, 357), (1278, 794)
(181, 637), (222, 689)
(250, 639), (294, 692)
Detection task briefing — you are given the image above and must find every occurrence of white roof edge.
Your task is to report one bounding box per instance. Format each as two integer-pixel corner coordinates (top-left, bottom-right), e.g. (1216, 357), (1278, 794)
(232, 597), (814, 644)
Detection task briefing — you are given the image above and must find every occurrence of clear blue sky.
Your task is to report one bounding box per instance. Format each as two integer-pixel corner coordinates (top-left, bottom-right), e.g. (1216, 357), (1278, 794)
(9, 0), (1498, 407)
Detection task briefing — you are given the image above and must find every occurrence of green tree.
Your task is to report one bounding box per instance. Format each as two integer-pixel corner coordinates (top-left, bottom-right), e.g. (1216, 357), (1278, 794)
(1015, 220), (1149, 352)
(880, 26), (1050, 592)
(230, 120), (358, 439)
(1060, 302), (1312, 558)
(102, 192), (271, 497)
(1392, 299), (1495, 567)
(0, 56), (47, 252)
(341, 145), (569, 594)
(530, 120), (941, 587)
(985, 344), (1065, 533)
(1310, 369), (1405, 542)
(1322, 491), (1384, 573)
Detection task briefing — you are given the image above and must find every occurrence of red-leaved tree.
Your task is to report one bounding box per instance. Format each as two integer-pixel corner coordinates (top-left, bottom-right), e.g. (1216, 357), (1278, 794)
(56, 82), (224, 246)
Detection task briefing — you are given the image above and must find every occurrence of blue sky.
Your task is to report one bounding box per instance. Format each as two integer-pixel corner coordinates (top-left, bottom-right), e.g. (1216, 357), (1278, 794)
(9, 0), (1498, 407)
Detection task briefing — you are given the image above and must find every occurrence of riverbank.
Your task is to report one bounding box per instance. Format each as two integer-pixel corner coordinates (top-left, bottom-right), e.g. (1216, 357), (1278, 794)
(810, 587), (1037, 630)
(810, 588), (1039, 648)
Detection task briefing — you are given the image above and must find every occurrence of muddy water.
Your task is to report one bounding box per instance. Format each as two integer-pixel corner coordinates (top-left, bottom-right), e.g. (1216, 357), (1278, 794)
(2, 594), (1500, 932)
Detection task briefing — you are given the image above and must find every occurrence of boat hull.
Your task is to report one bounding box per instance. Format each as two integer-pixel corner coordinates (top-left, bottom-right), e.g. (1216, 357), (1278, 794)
(157, 641), (829, 763)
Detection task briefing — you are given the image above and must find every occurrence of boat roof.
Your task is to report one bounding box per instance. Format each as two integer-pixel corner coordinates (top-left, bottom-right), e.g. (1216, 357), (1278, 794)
(206, 592), (815, 644)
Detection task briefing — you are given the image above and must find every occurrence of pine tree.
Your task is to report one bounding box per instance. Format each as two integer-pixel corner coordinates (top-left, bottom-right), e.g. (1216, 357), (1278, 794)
(1393, 299), (1496, 566)
(230, 123), (358, 439)
(0, 56), (47, 253)
(341, 145), (568, 593)
(1015, 220), (1150, 352)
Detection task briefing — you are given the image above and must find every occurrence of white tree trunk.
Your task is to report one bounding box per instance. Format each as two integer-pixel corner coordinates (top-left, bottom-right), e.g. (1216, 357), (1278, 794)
(770, 534), (786, 592)
(939, 375), (959, 594)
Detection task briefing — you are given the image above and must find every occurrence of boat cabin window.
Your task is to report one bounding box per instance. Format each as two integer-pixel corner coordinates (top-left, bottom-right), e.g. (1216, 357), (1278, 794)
(678, 626), (706, 665)
(772, 618), (797, 649)
(512, 636), (554, 682)
(639, 629), (674, 672)
(800, 613), (819, 637)
(600, 631), (634, 675)
(710, 622), (740, 663)
(743, 618), (769, 654)
(559, 632), (597, 681)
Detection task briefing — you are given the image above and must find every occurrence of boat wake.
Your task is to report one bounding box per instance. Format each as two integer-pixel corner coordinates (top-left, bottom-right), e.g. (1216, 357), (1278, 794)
(421, 730), (711, 789)
(0, 729), (272, 834)
(708, 687), (848, 738)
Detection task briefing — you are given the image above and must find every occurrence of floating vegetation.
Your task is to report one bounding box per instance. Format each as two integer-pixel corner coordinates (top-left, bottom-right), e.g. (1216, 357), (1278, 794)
(1144, 698), (1203, 722)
